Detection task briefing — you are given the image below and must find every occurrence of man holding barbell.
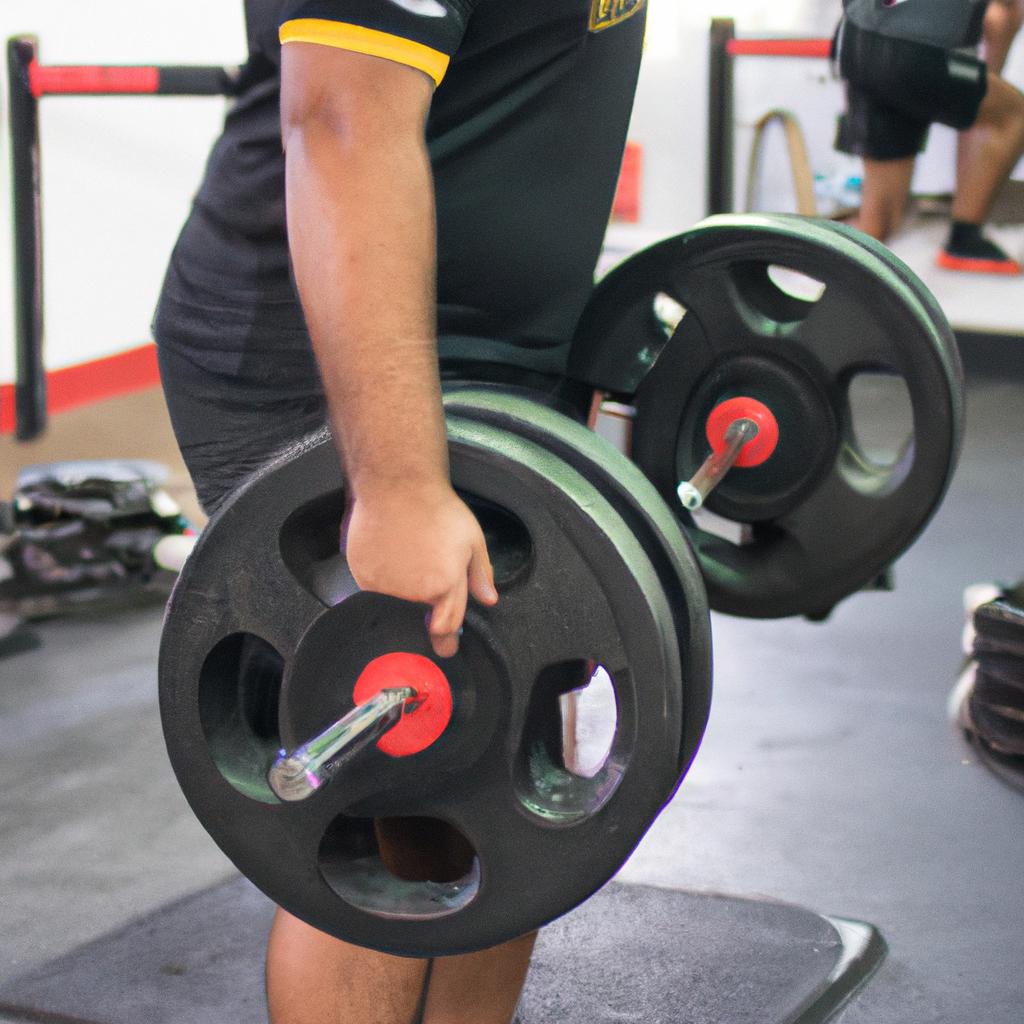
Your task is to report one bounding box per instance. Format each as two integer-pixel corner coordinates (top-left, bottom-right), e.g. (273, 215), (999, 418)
(834, 0), (1024, 273)
(154, 1), (648, 1020)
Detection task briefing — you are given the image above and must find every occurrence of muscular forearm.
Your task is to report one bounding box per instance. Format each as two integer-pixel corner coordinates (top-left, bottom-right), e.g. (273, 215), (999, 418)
(282, 47), (447, 501)
(279, 44), (496, 657)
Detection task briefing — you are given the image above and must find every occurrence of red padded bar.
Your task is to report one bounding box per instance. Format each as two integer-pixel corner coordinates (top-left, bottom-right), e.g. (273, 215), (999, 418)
(0, 344), (161, 435)
(29, 61), (159, 98)
(726, 38), (832, 58)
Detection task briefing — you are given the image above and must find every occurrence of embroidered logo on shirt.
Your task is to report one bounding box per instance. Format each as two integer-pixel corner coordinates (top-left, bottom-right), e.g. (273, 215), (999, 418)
(386, 0), (448, 17)
(589, 0), (646, 32)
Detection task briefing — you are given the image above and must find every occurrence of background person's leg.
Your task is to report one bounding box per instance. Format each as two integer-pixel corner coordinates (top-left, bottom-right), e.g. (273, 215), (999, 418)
(955, 0), (1021, 208)
(944, 72), (1024, 271)
(855, 156), (916, 241)
(952, 72), (1024, 225)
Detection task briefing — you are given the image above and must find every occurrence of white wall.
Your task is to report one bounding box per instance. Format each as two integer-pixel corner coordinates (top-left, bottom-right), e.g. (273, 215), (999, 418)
(605, 0), (847, 263)
(3, 0), (712, 379)
(3, 1), (1021, 382)
(0, 2), (246, 381)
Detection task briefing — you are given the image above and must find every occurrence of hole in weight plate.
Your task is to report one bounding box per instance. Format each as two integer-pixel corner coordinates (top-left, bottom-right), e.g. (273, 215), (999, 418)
(766, 264), (827, 303)
(279, 489), (351, 606)
(318, 814), (479, 919)
(842, 371), (915, 493)
(516, 660), (625, 824)
(560, 663), (618, 779)
(731, 261), (825, 325)
(460, 494), (533, 587)
(279, 487), (533, 601)
(653, 292), (687, 337)
(592, 400), (635, 454)
(199, 633), (284, 804)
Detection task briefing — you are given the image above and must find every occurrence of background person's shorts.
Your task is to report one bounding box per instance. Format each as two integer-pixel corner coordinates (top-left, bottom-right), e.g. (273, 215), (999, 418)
(834, 20), (988, 160)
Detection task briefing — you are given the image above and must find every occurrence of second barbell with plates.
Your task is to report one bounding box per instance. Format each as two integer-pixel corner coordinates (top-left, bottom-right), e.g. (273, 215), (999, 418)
(569, 213), (963, 620)
(158, 213), (963, 955)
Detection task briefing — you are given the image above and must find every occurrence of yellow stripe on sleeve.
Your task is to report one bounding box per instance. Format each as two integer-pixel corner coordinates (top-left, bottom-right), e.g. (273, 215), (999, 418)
(279, 19), (450, 86)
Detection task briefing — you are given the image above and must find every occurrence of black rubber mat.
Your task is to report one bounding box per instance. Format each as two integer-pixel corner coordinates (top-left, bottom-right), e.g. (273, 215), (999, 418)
(0, 878), (883, 1024)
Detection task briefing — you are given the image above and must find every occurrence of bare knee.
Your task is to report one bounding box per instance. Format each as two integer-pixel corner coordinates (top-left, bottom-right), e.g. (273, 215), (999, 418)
(986, 0), (1024, 47)
(975, 73), (1024, 137)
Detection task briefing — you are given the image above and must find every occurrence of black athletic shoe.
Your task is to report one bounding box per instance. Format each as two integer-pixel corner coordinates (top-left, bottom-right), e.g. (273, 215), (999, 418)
(938, 222), (1022, 275)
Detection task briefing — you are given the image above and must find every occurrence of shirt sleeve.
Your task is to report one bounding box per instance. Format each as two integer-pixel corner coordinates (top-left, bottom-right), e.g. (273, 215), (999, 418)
(279, 0), (475, 86)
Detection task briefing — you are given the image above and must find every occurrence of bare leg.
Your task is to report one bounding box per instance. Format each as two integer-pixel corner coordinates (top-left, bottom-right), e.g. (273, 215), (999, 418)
(983, 0), (1024, 76)
(266, 909), (429, 1024)
(952, 72), (1024, 225)
(957, 0), (1023, 174)
(267, 912), (537, 1024)
(855, 155), (916, 241)
(423, 932), (538, 1024)
(267, 820), (536, 1024)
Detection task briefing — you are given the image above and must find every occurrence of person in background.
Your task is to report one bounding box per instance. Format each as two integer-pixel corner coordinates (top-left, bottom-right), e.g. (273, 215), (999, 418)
(834, 0), (1024, 274)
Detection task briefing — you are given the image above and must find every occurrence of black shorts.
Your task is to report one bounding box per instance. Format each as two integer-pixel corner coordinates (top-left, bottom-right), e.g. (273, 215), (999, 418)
(835, 20), (988, 160)
(155, 299), (585, 517)
(156, 329), (328, 517)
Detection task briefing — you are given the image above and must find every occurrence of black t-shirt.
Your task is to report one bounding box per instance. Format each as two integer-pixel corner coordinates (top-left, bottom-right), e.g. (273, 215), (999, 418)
(156, 0), (648, 382)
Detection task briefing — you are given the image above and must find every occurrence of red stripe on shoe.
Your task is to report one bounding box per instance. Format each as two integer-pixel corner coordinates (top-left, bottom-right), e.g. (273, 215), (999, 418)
(936, 251), (1022, 275)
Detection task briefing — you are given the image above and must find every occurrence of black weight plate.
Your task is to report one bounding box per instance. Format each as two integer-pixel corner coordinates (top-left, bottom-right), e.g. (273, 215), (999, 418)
(160, 419), (684, 957)
(443, 386), (712, 777)
(675, 220), (964, 526)
(570, 214), (963, 619)
(791, 215), (966, 585)
(811, 215), (965, 390)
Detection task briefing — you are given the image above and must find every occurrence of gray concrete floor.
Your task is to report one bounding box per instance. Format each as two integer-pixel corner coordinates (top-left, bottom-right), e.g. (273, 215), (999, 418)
(619, 363), (1024, 1021)
(1, 362), (1022, 1022)
(0, 603), (236, 992)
